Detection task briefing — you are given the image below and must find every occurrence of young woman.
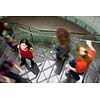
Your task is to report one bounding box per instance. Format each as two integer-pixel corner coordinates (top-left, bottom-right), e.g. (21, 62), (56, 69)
(17, 38), (35, 67)
(54, 28), (70, 61)
(67, 40), (96, 81)
(0, 58), (26, 83)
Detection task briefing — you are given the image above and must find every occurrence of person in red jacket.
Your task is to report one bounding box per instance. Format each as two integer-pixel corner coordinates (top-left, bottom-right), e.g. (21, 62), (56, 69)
(66, 40), (96, 81)
(17, 38), (35, 67)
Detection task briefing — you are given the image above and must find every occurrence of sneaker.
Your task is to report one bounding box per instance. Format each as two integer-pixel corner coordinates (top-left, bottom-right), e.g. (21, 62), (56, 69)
(70, 78), (77, 83)
(65, 72), (72, 78)
(20, 63), (25, 66)
(65, 73), (74, 83)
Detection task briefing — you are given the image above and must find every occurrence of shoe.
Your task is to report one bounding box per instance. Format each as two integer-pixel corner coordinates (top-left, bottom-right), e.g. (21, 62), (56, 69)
(65, 72), (72, 78)
(20, 63), (25, 66)
(65, 73), (74, 83)
(70, 78), (77, 83)
(31, 63), (35, 68)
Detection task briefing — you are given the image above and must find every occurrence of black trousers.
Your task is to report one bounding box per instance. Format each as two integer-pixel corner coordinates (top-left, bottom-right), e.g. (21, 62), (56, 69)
(21, 58), (35, 68)
(69, 59), (83, 81)
(5, 72), (28, 83)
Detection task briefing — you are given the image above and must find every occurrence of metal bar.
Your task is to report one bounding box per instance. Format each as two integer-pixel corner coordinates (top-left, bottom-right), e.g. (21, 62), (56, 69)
(39, 73), (57, 83)
(18, 28), (53, 38)
(36, 50), (50, 83)
(58, 65), (65, 83)
(11, 22), (100, 36)
(47, 61), (55, 83)
(18, 27), (100, 44)
(73, 38), (100, 44)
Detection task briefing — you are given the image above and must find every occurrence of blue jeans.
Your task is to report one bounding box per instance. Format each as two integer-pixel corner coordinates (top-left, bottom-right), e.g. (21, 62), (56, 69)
(5, 72), (28, 83)
(56, 46), (69, 61)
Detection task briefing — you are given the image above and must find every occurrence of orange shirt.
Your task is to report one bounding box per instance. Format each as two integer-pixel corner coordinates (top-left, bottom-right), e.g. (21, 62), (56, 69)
(75, 50), (96, 73)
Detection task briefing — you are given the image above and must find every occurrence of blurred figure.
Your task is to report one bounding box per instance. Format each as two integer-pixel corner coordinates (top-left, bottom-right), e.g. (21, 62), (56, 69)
(0, 21), (5, 37)
(17, 38), (35, 67)
(0, 21), (13, 37)
(54, 28), (71, 61)
(66, 40), (96, 81)
(0, 21), (18, 51)
(0, 75), (11, 83)
(4, 22), (15, 38)
(0, 58), (26, 83)
(4, 34), (18, 52)
(54, 28), (71, 75)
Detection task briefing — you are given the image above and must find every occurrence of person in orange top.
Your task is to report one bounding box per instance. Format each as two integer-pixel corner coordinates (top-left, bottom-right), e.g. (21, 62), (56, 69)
(67, 40), (96, 81)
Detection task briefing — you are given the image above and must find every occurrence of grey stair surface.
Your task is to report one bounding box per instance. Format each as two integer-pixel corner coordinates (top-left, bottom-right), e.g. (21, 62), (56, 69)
(0, 37), (100, 83)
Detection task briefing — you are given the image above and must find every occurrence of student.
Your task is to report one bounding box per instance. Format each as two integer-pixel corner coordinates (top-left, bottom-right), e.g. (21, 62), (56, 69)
(0, 21), (13, 37)
(4, 22), (15, 38)
(0, 22), (18, 51)
(0, 58), (26, 83)
(54, 28), (70, 61)
(67, 40), (96, 81)
(4, 34), (18, 52)
(17, 38), (35, 67)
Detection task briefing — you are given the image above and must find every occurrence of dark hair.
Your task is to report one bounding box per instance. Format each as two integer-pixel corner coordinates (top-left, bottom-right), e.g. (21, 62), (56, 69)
(0, 61), (12, 72)
(20, 38), (32, 49)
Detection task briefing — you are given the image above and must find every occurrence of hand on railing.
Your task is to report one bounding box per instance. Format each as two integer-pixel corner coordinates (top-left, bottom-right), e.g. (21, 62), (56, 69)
(85, 40), (96, 50)
(86, 40), (92, 46)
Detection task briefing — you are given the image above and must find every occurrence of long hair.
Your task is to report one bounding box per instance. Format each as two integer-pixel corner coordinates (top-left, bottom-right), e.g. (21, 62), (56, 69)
(56, 28), (70, 46)
(76, 46), (92, 65)
(20, 38), (32, 49)
(55, 28), (70, 54)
